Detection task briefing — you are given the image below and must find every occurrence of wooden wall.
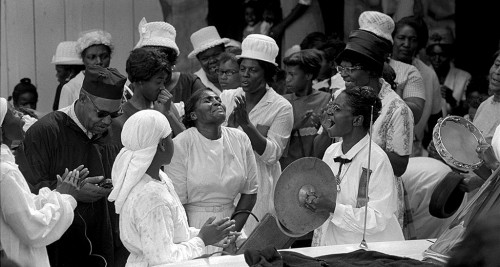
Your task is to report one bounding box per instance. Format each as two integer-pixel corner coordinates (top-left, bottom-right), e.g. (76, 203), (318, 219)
(0, 0), (167, 113)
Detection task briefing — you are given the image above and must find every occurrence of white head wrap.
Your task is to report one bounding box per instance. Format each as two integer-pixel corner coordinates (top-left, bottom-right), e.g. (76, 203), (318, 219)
(0, 97), (8, 126)
(108, 109), (172, 213)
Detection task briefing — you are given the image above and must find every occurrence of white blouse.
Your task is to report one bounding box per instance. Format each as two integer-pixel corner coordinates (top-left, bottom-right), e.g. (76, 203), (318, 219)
(166, 126), (258, 206)
(312, 135), (404, 246)
(119, 172), (204, 266)
(0, 144), (76, 267)
(220, 86), (293, 234)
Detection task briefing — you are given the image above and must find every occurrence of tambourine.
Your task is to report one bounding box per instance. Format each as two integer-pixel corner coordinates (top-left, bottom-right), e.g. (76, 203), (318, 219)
(432, 116), (486, 172)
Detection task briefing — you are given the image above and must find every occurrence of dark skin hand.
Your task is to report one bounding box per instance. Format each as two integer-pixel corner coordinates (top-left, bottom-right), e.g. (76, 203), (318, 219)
(229, 96), (268, 156)
(154, 89), (185, 136)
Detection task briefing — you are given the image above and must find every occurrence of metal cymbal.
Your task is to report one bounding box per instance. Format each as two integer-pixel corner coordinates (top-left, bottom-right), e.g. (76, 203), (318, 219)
(274, 157), (337, 237)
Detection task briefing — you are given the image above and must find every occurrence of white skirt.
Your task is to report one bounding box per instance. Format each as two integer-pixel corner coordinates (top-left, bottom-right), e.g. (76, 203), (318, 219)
(184, 202), (235, 255)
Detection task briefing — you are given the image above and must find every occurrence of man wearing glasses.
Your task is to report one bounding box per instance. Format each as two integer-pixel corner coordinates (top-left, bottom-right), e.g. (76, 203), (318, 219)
(17, 65), (127, 267)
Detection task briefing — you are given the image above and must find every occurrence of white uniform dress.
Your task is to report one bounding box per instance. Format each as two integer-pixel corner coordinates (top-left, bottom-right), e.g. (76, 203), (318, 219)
(166, 126), (258, 254)
(312, 134), (404, 246)
(0, 144), (77, 267)
(220, 86), (293, 235)
(119, 172), (205, 266)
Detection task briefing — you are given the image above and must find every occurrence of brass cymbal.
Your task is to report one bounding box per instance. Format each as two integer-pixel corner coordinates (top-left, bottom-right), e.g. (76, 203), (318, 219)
(274, 157), (337, 237)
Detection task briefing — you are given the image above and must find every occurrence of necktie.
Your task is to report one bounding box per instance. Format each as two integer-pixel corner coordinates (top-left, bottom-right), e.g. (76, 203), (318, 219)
(334, 156), (352, 192)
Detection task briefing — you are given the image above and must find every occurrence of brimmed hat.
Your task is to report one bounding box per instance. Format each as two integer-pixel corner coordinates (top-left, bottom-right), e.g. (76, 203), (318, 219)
(336, 30), (387, 70)
(82, 65), (126, 100)
(429, 172), (466, 219)
(76, 29), (114, 56)
(358, 11), (395, 44)
(188, 26), (229, 59)
(237, 34), (279, 66)
(134, 17), (179, 56)
(52, 41), (84, 65)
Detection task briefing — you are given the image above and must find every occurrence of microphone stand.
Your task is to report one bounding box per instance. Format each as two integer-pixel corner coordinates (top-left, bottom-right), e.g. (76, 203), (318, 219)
(360, 105), (373, 250)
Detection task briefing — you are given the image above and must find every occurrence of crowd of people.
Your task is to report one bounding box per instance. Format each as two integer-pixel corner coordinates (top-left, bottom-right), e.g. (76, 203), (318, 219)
(1, 5), (500, 267)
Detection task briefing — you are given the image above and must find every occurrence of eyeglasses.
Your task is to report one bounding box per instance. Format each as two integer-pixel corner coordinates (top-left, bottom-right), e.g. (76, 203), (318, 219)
(217, 69), (239, 77)
(336, 65), (363, 74)
(326, 102), (352, 116)
(85, 93), (122, 118)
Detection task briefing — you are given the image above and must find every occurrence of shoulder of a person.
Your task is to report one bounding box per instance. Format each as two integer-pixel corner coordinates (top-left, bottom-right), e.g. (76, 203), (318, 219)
(323, 141), (340, 159)
(62, 72), (83, 87)
(179, 72), (198, 81)
(316, 90), (332, 100)
(475, 95), (494, 111)
(134, 182), (172, 209)
(370, 141), (391, 161)
(223, 126), (250, 140)
(26, 111), (66, 135)
(173, 127), (196, 143)
(269, 90), (293, 108)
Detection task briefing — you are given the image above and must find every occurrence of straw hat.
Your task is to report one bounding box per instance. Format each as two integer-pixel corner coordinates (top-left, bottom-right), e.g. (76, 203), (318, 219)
(188, 26), (229, 59)
(134, 17), (179, 56)
(51, 41), (83, 65)
(237, 34), (279, 66)
(358, 11), (395, 44)
(76, 29), (114, 56)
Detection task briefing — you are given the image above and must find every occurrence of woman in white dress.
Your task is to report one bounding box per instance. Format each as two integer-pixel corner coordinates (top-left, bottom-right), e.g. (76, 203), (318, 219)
(308, 87), (404, 246)
(108, 109), (237, 265)
(221, 34), (294, 235)
(166, 88), (258, 254)
(0, 97), (81, 267)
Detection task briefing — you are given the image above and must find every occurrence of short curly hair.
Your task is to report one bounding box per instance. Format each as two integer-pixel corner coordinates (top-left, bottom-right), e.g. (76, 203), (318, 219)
(126, 48), (171, 83)
(342, 86), (382, 130)
(142, 45), (178, 65)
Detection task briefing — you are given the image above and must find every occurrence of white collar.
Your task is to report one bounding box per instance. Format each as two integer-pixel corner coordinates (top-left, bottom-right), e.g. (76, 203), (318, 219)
(59, 101), (93, 139)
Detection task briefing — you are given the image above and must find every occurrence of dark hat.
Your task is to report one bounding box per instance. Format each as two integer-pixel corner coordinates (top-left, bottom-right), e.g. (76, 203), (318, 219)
(336, 30), (389, 71)
(429, 172), (466, 219)
(82, 65), (126, 100)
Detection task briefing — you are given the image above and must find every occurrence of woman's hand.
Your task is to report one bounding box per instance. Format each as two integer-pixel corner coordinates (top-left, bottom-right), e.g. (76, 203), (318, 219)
(227, 111), (239, 128)
(476, 142), (500, 170)
(197, 216), (236, 246)
(293, 109), (312, 130)
(458, 175), (485, 192)
(56, 170), (80, 197)
(154, 89), (173, 115)
(233, 96), (251, 127)
(303, 191), (335, 214)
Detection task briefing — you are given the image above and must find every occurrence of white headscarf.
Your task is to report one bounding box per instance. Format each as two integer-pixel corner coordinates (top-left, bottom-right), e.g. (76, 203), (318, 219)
(0, 97), (7, 125)
(108, 109), (172, 214)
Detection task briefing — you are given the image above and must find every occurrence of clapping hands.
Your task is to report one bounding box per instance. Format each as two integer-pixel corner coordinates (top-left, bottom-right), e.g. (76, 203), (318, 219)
(198, 216), (239, 247)
(228, 96), (251, 128)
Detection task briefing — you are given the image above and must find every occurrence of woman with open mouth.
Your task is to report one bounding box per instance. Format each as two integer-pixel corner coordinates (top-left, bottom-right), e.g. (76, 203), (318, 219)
(166, 89), (258, 254)
(308, 86), (404, 246)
